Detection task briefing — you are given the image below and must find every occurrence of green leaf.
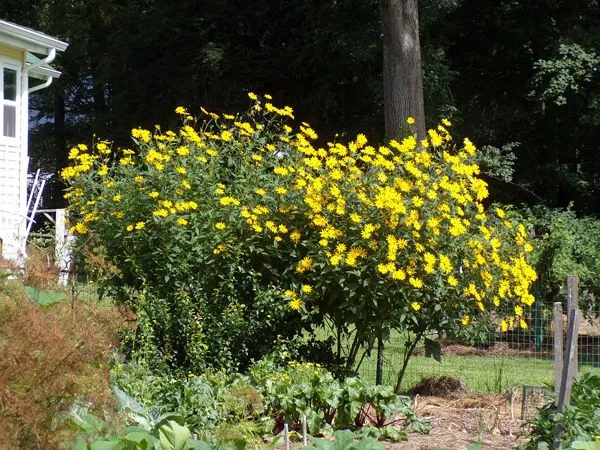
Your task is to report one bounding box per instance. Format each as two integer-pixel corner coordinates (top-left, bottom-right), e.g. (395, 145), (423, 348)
(331, 430), (356, 449)
(570, 442), (600, 450)
(353, 437), (385, 450)
(123, 431), (159, 449)
(90, 438), (126, 450)
(424, 338), (442, 363)
(158, 420), (192, 450)
(467, 444), (483, 450)
(184, 440), (215, 450)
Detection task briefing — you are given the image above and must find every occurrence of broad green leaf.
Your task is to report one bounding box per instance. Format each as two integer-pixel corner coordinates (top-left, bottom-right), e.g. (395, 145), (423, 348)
(158, 420), (191, 450)
(424, 338), (442, 363)
(90, 438), (125, 450)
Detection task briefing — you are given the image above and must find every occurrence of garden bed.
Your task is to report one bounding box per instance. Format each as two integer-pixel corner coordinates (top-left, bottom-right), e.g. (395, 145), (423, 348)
(396, 393), (528, 449)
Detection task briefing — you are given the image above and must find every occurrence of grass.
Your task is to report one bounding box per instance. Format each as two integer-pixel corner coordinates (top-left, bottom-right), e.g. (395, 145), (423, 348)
(356, 332), (600, 393)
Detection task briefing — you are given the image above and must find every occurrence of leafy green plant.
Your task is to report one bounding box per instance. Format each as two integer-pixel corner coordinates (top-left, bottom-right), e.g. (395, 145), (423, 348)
(249, 358), (428, 437)
(523, 373), (600, 449)
(110, 364), (272, 446)
(304, 429), (384, 450)
(524, 205), (600, 317)
(65, 388), (249, 450)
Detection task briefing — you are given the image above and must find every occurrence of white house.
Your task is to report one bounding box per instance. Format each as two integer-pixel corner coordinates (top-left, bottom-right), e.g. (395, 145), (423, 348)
(0, 20), (68, 263)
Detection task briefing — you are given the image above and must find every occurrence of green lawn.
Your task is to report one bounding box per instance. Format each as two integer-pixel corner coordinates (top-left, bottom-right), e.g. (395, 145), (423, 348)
(355, 333), (600, 393)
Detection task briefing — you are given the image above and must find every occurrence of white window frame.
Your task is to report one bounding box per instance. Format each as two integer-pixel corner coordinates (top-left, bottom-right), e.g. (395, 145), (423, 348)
(0, 58), (21, 143)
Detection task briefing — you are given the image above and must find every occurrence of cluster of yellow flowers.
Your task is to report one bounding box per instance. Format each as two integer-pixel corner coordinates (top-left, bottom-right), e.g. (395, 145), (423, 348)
(62, 92), (537, 331)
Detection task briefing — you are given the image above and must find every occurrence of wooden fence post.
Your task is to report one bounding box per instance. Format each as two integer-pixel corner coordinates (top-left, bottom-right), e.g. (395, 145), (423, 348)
(283, 423), (290, 450)
(558, 308), (580, 410)
(554, 308), (580, 447)
(566, 275), (579, 376)
(553, 302), (564, 403)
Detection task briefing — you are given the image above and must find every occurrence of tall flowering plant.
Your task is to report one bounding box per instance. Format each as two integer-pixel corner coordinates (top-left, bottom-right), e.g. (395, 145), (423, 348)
(62, 94), (537, 381)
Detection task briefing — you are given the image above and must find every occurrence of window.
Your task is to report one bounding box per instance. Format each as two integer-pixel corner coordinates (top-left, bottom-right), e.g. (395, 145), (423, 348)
(1, 62), (19, 139)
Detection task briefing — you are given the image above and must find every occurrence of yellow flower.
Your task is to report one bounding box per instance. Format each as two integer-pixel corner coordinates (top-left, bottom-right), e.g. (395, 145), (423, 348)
(409, 277), (423, 288)
(176, 146), (190, 156)
(411, 302), (421, 311)
(71, 222), (89, 234)
(153, 209), (169, 217)
(290, 231), (301, 243)
(215, 222), (226, 230)
(248, 92), (258, 100)
(448, 276), (459, 287)
(296, 257), (313, 273)
(112, 194), (122, 202)
(288, 298), (303, 311)
(301, 285), (313, 294)
(135, 222), (145, 230)
(406, 117), (415, 125)
(177, 218), (189, 226)
(132, 128), (151, 142)
(461, 315), (470, 326)
(134, 175), (144, 182)
(175, 106), (188, 115)
(126, 224), (134, 232)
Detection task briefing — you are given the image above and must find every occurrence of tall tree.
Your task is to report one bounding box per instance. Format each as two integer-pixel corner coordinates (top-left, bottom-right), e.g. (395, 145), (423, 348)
(380, 0), (426, 138)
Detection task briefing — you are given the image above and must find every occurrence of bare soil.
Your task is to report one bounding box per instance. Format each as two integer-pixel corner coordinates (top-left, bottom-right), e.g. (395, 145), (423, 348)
(386, 393), (531, 449)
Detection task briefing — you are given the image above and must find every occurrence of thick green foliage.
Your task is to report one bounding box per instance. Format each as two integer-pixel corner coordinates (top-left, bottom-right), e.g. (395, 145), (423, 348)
(248, 358), (429, 437)
(110, 365), (269, 442)
(523, 373), (600, 449)
(526, 206), (600, 315)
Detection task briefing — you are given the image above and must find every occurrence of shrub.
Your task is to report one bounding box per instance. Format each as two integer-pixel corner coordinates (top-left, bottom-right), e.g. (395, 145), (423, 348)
(0, 279), (124, 449)
(524, 205), (600, 316)
(62, 95), (537, 383)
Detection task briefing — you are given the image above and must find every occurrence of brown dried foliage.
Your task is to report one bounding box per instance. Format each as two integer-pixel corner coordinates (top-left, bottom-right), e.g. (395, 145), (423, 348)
(0, 281), (126, 449)
(22, 245), (61, 289)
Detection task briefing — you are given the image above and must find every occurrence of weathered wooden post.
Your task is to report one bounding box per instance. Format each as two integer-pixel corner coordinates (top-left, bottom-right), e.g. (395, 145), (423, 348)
(283, 422), (290, 450)
(566, 275), (579, 376)
(553, 302), (564, 402)
(558, 308), (580, 409)
(554, 308), (580, 447)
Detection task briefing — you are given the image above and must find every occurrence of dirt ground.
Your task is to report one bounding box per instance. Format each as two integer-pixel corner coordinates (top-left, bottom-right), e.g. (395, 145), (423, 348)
(277, 390), (541, 449)
(386, 393), (533, 449)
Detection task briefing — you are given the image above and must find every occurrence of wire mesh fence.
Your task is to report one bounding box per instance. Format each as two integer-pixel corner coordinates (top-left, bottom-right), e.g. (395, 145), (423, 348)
(358, 289), (600, 394)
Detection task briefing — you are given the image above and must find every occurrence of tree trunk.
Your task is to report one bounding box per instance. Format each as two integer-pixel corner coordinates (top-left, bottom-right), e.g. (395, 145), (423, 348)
(380, 0), (426, 139)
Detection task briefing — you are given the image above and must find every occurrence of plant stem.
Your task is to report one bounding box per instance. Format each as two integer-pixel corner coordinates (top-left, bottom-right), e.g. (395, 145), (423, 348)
(346, 333), (361, 371)
(394, 331), (424, 393)
(376, 336), (384, 385)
